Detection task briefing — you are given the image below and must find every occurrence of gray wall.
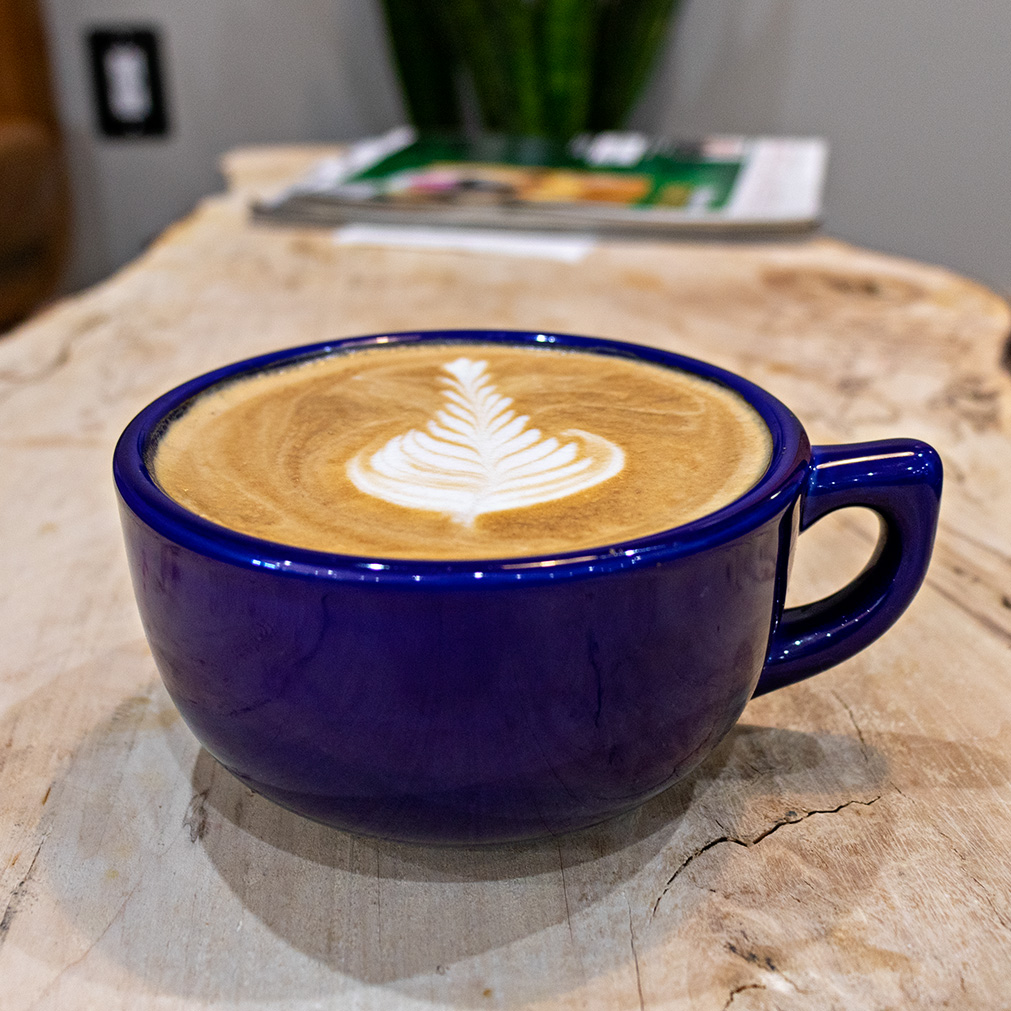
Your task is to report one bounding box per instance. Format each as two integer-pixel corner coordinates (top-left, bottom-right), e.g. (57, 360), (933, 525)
(40, 0), (404, 288)
(637, 0), (1011, 293)
(40, 0), (1011, 294)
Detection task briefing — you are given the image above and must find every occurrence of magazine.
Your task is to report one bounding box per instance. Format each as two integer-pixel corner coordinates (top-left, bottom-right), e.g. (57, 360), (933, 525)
(254, 127), (828, 236)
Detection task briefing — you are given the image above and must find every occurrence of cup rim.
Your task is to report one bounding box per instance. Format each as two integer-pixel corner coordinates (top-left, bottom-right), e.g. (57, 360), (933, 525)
(113, 329), (811, 585)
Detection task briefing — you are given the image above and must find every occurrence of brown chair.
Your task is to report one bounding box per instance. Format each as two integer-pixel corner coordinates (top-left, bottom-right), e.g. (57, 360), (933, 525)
(0, 0), (69, 330)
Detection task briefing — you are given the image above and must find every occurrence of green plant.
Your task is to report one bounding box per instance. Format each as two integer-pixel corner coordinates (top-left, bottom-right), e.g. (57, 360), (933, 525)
(380, 0), (462, 129)
(380, 0), (682, 139)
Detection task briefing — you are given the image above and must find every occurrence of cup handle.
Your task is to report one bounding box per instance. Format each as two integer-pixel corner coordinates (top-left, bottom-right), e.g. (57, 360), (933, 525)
(755, 439), (942, 696)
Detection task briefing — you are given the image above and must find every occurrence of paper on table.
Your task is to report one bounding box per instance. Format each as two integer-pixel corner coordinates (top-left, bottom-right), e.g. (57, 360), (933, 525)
(333, 223), (597, 263)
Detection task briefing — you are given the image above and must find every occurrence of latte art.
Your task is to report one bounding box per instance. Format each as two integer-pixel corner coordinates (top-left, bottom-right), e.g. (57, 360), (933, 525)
(347, 357), (625, 525)
(152, 341), (772, 560)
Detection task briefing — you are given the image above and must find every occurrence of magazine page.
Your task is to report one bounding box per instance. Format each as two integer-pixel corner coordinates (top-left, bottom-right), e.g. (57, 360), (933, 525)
(255, 128), (827, 235)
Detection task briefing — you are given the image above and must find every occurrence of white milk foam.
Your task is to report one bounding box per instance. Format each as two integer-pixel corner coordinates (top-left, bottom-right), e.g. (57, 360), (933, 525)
(346, 358), (625, 526)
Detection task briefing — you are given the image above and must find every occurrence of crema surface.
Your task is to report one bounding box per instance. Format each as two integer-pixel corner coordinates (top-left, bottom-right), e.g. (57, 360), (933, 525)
(152, 342), (772, 560)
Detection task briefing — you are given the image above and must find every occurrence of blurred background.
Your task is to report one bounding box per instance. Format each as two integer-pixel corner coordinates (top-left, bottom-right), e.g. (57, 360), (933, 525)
(2, 0), (1009, 324)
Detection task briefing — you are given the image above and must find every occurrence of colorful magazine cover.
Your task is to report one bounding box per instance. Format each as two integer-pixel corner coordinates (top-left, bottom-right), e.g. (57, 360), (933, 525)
(255, 128), (827, 235)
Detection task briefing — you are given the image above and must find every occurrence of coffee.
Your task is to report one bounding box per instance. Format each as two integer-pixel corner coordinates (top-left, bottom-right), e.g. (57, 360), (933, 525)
(152, 341), (772, 559)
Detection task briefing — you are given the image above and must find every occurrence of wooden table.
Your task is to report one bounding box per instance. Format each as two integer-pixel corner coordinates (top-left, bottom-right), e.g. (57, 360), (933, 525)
(3, 147), (1010, 1010)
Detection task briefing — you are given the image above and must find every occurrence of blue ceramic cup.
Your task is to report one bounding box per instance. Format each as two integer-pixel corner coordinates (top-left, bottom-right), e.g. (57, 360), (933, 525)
(114, 330), (941, 844)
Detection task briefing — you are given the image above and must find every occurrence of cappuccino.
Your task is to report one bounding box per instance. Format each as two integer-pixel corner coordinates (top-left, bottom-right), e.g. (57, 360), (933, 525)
(152, 341), (772, 559)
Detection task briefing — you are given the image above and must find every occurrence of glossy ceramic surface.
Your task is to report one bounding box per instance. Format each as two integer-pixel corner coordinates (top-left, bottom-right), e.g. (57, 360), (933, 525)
(114, 330), (942, 843)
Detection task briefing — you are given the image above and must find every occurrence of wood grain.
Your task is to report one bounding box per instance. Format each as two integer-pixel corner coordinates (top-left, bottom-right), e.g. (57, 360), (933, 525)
(1, 146), (1009, 1010)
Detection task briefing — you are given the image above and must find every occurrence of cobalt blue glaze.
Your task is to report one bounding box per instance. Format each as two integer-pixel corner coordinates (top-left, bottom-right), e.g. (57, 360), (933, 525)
(113, 330), (942, 843)
(757, 440), (943, 693)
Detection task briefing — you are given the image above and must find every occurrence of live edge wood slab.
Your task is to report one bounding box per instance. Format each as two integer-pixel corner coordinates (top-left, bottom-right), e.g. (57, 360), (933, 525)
(2, 146), (1010, 1011)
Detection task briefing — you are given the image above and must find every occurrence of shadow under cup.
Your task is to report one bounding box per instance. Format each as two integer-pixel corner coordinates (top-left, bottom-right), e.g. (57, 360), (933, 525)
(113, 330), (942, 844)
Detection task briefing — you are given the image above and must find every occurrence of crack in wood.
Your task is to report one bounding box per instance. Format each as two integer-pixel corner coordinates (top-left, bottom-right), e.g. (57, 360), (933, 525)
(721, 982), (767, 1010)
(625, 896), (645, 1011)
(376, 851), (383, 958)
(556, 840), (575, 943)
(830, 689), (868, 756)
(0, 836), (46, 947)
(969, 875), (1011, 932)
(24, 875), (144, 1005)
(649, 796), (882, 920)
(935, 827), (1011, 931)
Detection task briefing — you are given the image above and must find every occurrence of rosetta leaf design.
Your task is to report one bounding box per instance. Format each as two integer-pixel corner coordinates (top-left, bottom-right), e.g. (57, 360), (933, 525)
(346, 357), (625, 525)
